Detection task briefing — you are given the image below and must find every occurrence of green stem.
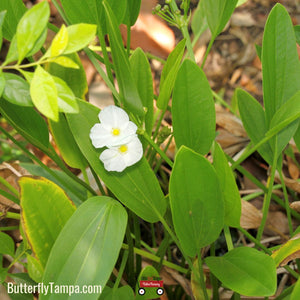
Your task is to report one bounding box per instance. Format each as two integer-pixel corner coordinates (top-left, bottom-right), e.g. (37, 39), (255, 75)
(210, 243), (220, 300)
(201, 37), (215, 69)
(89, 166), (107, 196)
(121, 243), (188, 274)
(0, 211), (20, 220)
(223, 225), (234, 251)
(0, 226), (19, 231)
(197, 254), (210, 300)
(256, 143), (278, 241)
(126, 225), (135, 287)
(0, 177), (19, 197)
(0, 189), (19, 205)
(213, 90), (238, 117)
(126, 25), (131, 57)
(181, 25), (195, 62)
(114, 249), (129, 290)
(81, 167), (92, 198)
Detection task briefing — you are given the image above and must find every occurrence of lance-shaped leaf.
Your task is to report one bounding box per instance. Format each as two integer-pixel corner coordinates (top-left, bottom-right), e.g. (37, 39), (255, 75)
(169, 146), (224, 257)
(172, 59), (215, 155)
(20, 177), (76, 268)
(66, 99), (166, 223)
(124, 0), (141, 26)
(41, 196), (127, 300)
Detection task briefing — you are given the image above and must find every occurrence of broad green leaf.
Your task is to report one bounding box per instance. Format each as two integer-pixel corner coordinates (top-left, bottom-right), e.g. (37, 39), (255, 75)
(103, 0), (144, 116)
(157, 39), (186, 110)
(52, 76), (79, 114)
(237, 88), (273, 164)
(66, 99), (166, 223)
(63, 23), (97, 54)
(169, 146), (224, 257)
(130, 48), (154, 134)
(30, 65), (58, 121)
(26, 254), (44, 283)
(20, 163), (86, 206)
(271, 236), (300, 267)
(2, 72), (32, 106)
(212, 142), (241, 227)
(101, 286), (135, 300)
(124, 0), (141, 26)
(0, 11), (7, 51)
(0, 100), (49, 149)
(60, 0), (126, 35)
(20, 177), (76, 268)
(0, 232), (15, 256)
(0, 0), (26, 41)
(51, 56), (79, 69)
(49, 24), (68, 57)
(262, 4), (300, 126)
(291, 277), (300, 300)
(41, 196), (127, 300)
(49, 113), (87, 169)
(205, 247), (277, 296)
(294, 25), (300, 46)
(203, 0), (238, 38)
(172, 59), (215, 155)
(46, 53), (87, 99)
(16, 1), (49, 62)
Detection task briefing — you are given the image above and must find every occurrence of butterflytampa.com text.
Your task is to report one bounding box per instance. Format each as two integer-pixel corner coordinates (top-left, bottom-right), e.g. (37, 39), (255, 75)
(6, 282), (102, 296)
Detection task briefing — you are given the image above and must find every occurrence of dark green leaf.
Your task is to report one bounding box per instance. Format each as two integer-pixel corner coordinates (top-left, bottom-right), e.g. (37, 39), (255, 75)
(66, 99), (166, 223)
(0, 10), (7, 52)
(170, 146), (224, 257)
(172, 59), (215, 155)
(157, 39), (186, 110)
(101, 286), (135, 300)
(124, 0), (141, 26)
(205, 247), (277, 296)
(20, 177), (76, 268)
(294, 125), (300, 153)
(0, 232), (15, 256)
(2, 72), (32, 106)
(103, 0), (144, 116)
(212, 142), (241, 227)
(0, 71), (5, 97)
(41, 196), (127, 300)
(130, 48), (154, 134)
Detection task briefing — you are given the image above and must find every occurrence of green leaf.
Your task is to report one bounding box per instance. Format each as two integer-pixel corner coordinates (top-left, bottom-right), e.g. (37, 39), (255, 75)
(212, 142), (241, 227)
(203, 0), (238, 38)
(237, 88), (273, 164)
(46, 53), (88, 99)
(262, 4), (300, 126)
(124, 0), (141, 26)
(0, 71), (5, 98)
(103, 0), (144, 116)
(16, 1), (49, 62)
(169, 146), (224, 257)
(101, 286), (135, 300)
(157, 39), (186, 110)
(172, 59), (215, 155)
(130, 48), (154, 134)
(0, 0), (26, 41)
(26, 254), (44, 283)
(50, 56), (79, 69)
(52, 76), (79, 114)
(49, 114), (87, 169)
(20, 177), (76, 268)
(0, 10), (7, 52)
(66, 99), (166, 223)
(41, 196), (127, 300)
(294, 25), (300, 46)
(2, 72), (32, 106)
(0, 100), (49, 149)
(291, 277), (300, 300)
(205, 247), (277, 296)
(191, 1), (208, 38)
(30, 65), (58, 121)
(294, 125), (300, 153)
(0, 232), (15, 256)
(49, 24), (68, 57)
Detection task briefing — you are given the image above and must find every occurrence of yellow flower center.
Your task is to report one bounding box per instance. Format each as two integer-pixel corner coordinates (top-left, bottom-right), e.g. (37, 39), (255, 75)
(119, 145), (128, 153)
(112, 128), (120, 136)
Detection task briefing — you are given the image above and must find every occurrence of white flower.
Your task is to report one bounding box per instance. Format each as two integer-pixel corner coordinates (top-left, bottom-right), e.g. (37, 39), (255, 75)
(89, 105), (137, 148)
(100, 137), (143, 172)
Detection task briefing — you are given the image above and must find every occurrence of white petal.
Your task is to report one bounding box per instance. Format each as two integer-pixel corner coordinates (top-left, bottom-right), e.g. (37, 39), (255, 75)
(100, 148), (126, 172)
(89, 124), (111, 148)
(99, 105), (129, 129)
(123, 137), (143, 166)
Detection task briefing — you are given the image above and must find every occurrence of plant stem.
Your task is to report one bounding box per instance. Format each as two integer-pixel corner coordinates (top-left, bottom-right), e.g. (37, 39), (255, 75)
(181, 25), (195, 62)
(113, 249), (129, 290)
(213, 90), (238, 117)
(223, 225), (234, 251)
(0, 211), (20, 220)
(201, 37), (215, 69)
(126, 25), (131, 57)
(197, 254), (210, 300)
(0, 189), (19, 204)
(0, 226), (19, 231)
(0, 177), (19, 197)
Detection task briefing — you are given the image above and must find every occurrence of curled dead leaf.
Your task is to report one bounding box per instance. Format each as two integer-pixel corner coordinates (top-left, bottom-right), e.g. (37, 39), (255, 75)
(240, 200), (262, 229)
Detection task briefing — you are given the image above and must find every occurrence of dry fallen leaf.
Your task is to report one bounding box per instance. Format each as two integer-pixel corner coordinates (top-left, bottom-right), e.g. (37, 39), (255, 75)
(240, 200), (262, 229)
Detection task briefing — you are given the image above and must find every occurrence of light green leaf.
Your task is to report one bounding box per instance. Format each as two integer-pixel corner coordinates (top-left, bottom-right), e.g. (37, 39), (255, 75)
(130, 48), (154, 134)
(0, 100), (49, 149)
(2, 72), (32, 106)
(295, 25), (300, 46)
(52, 76), (79, 114)
(212, 142), (241, 227)
(50, 56), (79, 69)
(172, 59), (215, 155)
(49, 113), (87, 169)
(191, 1), (208, 38)
(20, 177), (76, 268)
(0, 0), (26, 41)
(64, 23), (97, 54)
(103, 0), (144, 116)
(170, 146), (224, 257)
(237, 88), (273, 164)
(0, 71), (4, 97)
(49, 24), (68, 57)
(30, 65), (58, 121)
(157, 39), (186, 110)
(203, 0), (238, 38)
(26, 254), (44, 283)
(41, 196), (127, 300)
(66, 99), (166, 223)
(0, 232), (15, 256)
(291, 277), (300, 300)
(205, 247), (277, 296)
(262, 4), (300, 126)
(16, 1), (49, 62)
